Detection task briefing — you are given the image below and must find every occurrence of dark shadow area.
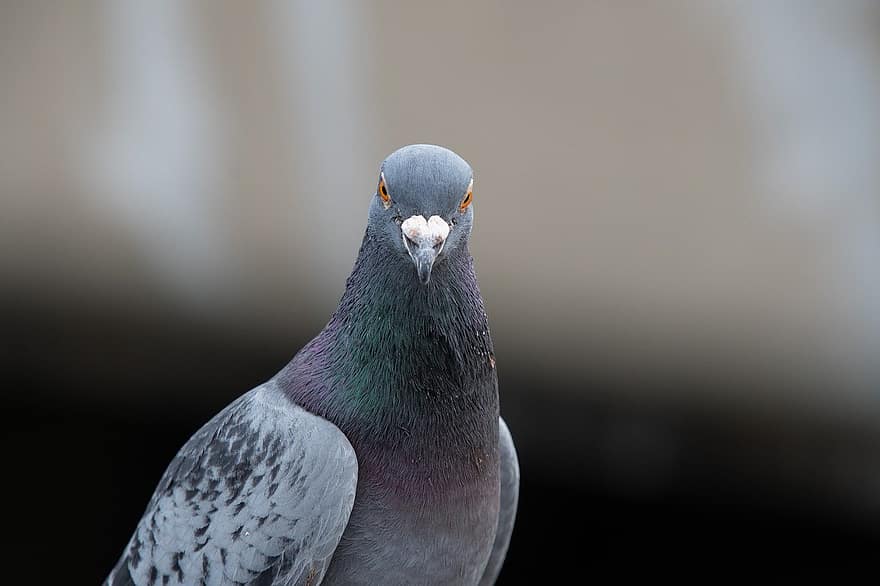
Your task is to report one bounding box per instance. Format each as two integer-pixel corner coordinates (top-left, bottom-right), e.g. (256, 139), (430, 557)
(4, 301), (880, 583)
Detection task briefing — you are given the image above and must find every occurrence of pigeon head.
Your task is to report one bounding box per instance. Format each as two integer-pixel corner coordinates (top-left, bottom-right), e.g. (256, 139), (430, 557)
(368, 144), (475, 285)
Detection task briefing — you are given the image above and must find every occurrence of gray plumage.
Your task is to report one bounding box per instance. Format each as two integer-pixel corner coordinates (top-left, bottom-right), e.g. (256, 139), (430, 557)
(480, 419), (520, 586)
(106, 144), (519, 585)
(106, 383), (357, 585)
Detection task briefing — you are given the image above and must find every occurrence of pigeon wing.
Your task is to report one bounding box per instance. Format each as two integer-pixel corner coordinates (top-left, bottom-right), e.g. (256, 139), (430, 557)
(479, 417), (520, 586)
(105, 381), (358, 586)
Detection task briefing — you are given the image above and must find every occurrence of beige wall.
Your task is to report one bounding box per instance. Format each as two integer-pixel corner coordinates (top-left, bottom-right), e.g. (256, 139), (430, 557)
(2, 1), (879, 415)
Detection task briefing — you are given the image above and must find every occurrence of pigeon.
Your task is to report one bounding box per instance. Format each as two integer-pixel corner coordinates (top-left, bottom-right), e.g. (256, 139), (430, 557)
(105, 144), (520, 586)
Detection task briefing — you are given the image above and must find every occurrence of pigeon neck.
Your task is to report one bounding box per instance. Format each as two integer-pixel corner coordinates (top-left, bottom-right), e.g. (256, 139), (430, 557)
(279, 230), (498, 448)
(331, 230), (495, 401)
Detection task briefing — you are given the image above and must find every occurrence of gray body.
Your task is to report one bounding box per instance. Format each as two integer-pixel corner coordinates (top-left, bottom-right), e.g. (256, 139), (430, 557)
(321, 418), (517, 585)
(106, 382), (518, 585)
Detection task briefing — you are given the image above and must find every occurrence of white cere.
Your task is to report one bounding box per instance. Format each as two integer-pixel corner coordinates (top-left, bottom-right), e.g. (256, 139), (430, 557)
(401, 215), (450, 246)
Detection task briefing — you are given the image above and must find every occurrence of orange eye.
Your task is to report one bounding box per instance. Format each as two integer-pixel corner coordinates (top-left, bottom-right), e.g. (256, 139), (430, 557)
(459, 179), (474, 212)
(378, 173), (391, 208)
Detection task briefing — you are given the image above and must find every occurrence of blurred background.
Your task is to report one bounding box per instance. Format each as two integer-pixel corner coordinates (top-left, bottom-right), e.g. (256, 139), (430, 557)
(3, 1), (880, 582)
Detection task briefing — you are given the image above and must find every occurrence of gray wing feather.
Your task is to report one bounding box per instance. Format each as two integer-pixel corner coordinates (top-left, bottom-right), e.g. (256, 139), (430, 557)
(105, 381), (358, 586)
(479, 417), (520, 586)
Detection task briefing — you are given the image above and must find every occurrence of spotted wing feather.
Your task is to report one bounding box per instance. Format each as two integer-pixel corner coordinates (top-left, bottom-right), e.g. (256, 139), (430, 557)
(105, 381), (358, 586)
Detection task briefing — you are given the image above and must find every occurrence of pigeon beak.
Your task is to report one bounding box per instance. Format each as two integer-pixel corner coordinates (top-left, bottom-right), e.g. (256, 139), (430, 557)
(401, 215), (450, 285)
(412, 245), (438, 285)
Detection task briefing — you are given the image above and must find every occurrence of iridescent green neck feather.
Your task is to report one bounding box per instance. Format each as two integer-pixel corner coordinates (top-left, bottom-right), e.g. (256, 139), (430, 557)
(277, 228), (498, 461)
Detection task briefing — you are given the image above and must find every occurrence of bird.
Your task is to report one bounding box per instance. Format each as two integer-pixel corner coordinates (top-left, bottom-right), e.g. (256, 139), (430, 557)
(105, 144), (520, 586)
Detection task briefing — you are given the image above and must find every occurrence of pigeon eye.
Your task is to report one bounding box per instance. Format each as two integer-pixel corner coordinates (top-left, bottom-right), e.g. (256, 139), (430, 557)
(378, 173), (391, 209)
(459, 179), (474, 212)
